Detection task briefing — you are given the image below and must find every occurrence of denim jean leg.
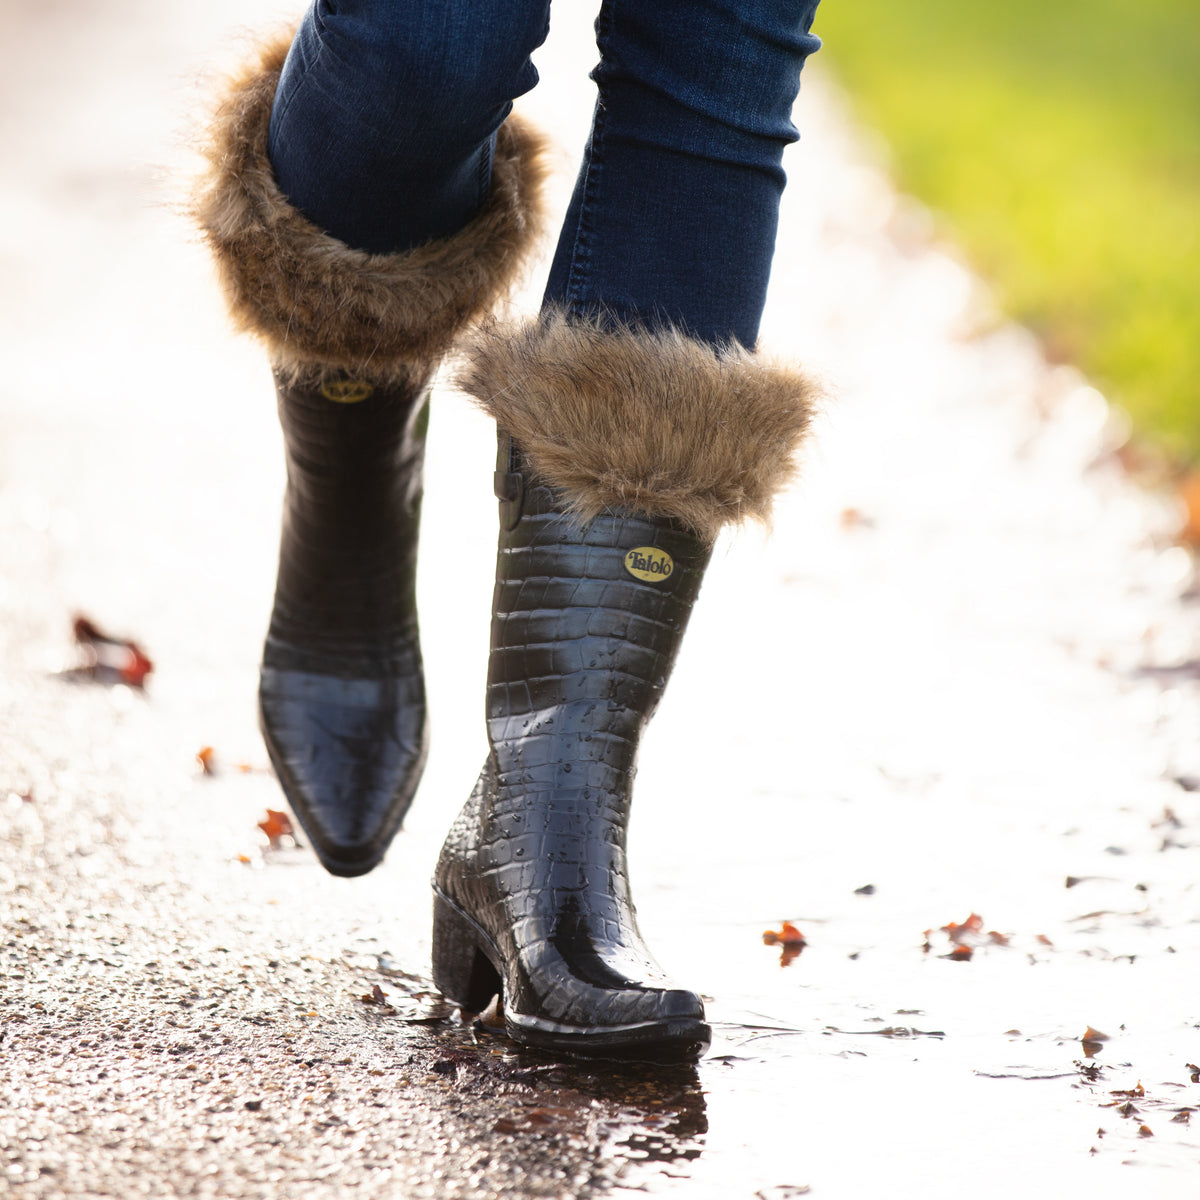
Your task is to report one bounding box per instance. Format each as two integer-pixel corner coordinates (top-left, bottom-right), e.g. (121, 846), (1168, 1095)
(268, 0), (551, 253)
(543, 0), (822, 348)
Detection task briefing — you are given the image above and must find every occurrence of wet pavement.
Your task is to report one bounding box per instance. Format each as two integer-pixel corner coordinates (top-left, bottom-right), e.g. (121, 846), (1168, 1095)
(3, 3), (1200, 1197)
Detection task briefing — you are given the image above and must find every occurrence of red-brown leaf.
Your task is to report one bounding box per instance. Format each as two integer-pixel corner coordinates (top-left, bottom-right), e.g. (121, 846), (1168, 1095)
(257, 809), (294, 845)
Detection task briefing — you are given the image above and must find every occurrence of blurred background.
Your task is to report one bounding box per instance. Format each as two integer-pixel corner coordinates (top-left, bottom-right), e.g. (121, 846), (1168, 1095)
(4, 1), (1198, 470)
(819, 0), (1200, 468)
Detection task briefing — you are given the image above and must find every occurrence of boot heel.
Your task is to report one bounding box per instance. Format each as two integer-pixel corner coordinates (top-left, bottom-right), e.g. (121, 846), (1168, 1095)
(431, 892), (503, 1013)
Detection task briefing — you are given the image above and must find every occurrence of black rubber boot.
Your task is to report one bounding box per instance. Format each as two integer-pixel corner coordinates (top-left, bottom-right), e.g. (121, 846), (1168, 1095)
(259, 372), (430, 876)
(430, 312), (818, 1059)
(433, 438), (713, 1059)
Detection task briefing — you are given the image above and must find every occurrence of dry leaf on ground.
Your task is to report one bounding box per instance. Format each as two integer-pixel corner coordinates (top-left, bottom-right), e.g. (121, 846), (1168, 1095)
(257, 809), (295, 846)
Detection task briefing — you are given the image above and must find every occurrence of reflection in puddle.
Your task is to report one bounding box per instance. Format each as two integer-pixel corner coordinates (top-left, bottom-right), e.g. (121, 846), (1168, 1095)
(461, 1043), (710, 1170)
(376, 989), (712, 1189)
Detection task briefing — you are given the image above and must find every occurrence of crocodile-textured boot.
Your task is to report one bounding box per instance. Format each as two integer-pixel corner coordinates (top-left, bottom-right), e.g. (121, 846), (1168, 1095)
(256, 374), (430, 875)
(433, 314), (818, 1057)
(192, 34), (547, 875)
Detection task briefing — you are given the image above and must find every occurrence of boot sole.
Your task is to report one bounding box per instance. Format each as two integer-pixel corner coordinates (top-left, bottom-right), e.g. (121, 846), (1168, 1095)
(431, 887), (711, 1063)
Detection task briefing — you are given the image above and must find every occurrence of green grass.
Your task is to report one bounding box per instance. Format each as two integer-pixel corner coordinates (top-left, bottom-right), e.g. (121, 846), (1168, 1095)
(814, 0), (1200, 460)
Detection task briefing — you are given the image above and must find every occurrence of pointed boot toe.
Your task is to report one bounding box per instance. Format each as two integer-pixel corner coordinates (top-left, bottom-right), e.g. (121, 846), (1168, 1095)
(260, 665), (429, 876)
(505, 943), (713, 1061)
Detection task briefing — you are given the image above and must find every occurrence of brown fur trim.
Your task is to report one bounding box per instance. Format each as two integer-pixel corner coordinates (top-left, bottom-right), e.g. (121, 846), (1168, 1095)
(191, 32), (550, 384)
(459, 312), (820, 543)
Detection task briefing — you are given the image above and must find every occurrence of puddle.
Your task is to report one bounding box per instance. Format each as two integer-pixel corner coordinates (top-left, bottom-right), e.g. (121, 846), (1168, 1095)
(342, 877), (1200, 1199)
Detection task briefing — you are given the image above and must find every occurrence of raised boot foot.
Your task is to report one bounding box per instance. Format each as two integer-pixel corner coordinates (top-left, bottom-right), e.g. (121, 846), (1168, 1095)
(259, 375), (429, 876)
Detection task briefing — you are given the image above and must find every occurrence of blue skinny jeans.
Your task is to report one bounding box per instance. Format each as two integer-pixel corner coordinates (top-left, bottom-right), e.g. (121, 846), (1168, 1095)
(268, 0), (822, 349)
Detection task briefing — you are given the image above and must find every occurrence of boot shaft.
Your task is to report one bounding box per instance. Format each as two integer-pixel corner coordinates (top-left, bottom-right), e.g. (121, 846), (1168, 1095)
(267, 376), (430, 666)
(276, 375), (428, 539)
(486, 437), (712, 792)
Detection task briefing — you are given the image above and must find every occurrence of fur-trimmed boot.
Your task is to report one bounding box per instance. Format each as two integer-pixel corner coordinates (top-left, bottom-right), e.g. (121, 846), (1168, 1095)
(192, 35), (547, 876)
(432, 313), (818, 1057)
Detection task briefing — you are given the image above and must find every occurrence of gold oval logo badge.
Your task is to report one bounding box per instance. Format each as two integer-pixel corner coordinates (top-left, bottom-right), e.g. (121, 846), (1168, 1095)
(624, 546), (674, 583)
(320, 379), (375, 404)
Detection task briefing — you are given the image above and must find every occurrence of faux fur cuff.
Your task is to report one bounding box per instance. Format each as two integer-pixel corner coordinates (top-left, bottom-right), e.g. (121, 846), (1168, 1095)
(459, 313), (820, 543)
(191, 33), (550, 384)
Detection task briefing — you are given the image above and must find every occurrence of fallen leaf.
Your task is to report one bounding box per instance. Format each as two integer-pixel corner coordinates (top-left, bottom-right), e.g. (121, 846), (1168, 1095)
(945, 944), (974, 962)
(987, 930), (1011, 946)
(1083, 1026), (1110, 1043)
(942, 913), (984, 943)
(763, 922), (807, 966)
(66, 614), (155, 688)
(1138, 1124), (1154, 1137)
(1036, 934), (1054, 946)
(1109, 1081), (1144, 1099)
(196, 746), (216, 776)
(257, 809), (295, 846)
(762, 921), (807, 946)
